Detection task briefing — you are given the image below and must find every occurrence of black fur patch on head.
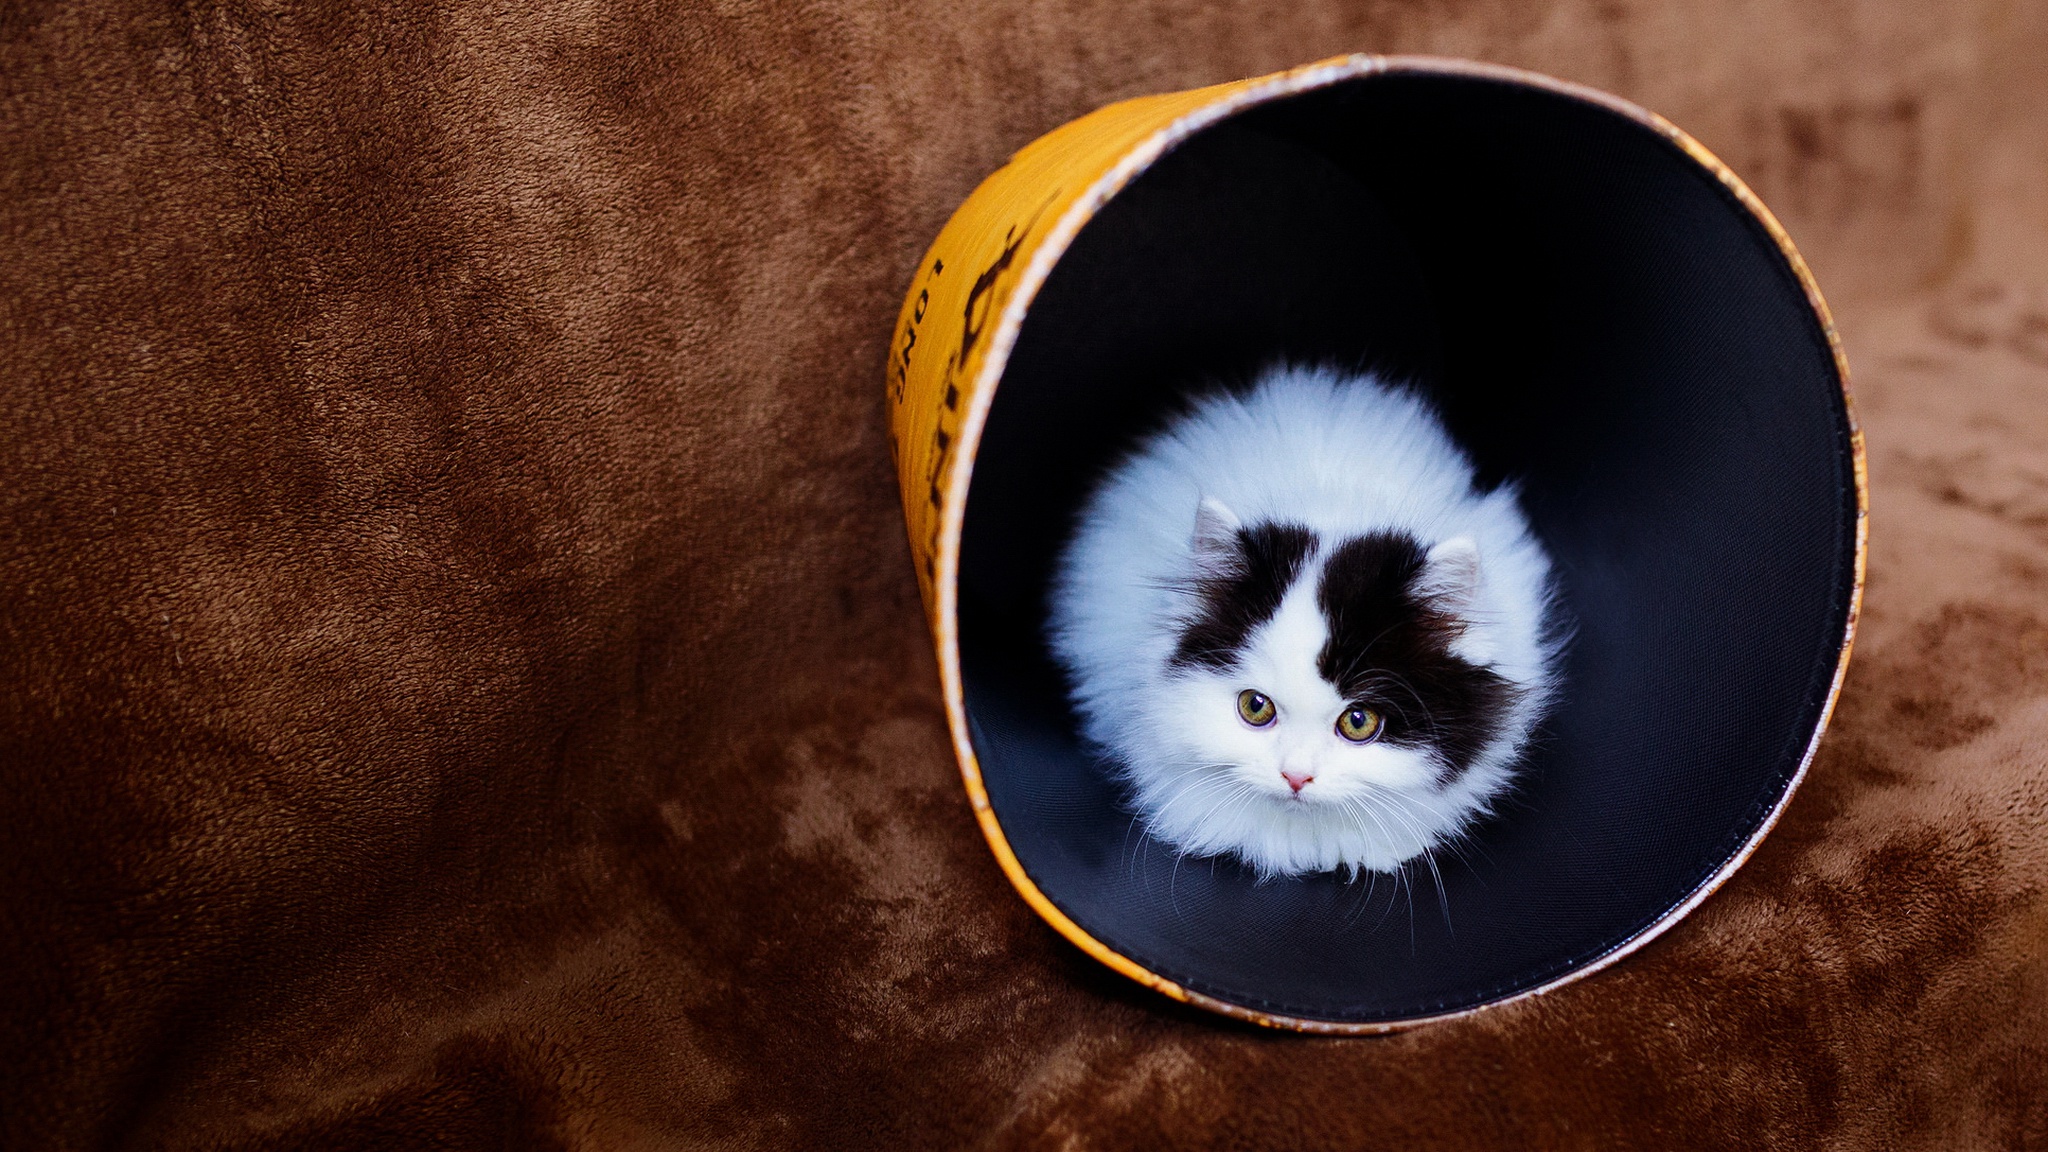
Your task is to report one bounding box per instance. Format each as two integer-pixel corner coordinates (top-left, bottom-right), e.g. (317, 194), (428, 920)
(1170, 522), (1317, 670)
(1316, 532), (1516, 779)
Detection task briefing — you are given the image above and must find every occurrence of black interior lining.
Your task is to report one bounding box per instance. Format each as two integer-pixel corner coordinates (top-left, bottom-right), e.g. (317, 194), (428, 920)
(957, 72), (1858, 1025)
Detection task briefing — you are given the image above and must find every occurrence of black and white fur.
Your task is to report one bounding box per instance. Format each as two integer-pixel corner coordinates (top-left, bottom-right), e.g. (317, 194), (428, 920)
(1048, 365), (1563, 877)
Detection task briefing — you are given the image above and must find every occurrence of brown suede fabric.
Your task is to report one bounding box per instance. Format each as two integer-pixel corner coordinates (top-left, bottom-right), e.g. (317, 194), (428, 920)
(4, 0), (2047, 1147)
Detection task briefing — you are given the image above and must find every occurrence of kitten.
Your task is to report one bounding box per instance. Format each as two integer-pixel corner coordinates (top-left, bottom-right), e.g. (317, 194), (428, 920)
(1047, 365), (1563, 878)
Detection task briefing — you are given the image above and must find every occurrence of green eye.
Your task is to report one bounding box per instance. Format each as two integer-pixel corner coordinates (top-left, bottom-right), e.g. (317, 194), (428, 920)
(1236, 689), (1277, 727)
(1336, 706), (1383, 744)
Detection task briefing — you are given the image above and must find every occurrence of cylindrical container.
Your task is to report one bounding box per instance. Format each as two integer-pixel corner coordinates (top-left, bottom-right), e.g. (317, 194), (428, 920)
(887, 54), (1865, 1032)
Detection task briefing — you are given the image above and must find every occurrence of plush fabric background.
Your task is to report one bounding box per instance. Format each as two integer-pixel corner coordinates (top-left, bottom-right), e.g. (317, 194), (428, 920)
(4, 0), (2047, 1147)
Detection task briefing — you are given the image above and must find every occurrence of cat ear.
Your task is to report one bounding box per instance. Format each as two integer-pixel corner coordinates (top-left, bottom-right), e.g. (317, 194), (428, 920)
(1190, 497), (1243, 579)
(1418, 535), (1482, 612)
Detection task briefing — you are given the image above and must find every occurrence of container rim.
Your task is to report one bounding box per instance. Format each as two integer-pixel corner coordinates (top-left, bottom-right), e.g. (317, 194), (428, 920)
(913, 53), (1867, 1033)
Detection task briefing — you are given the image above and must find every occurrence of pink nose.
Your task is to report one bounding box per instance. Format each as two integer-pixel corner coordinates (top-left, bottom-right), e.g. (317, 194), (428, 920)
(1281, 770), (1314, 793)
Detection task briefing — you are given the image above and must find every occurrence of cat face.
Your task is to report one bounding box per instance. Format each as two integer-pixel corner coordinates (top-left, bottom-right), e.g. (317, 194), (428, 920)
(1153, 499), (1515, 835)
(1158, 576), (1444, 806)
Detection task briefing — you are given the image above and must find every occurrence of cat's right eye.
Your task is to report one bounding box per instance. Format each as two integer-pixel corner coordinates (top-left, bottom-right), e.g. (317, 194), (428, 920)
(1336, 705), (1384, 744)
(1236, 689), (1277, 727)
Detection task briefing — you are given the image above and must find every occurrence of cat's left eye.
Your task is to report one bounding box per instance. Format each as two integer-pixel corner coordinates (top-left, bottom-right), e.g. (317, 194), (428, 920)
(1236, 689), (1277, 727)
(1336, 706), (1383, 744)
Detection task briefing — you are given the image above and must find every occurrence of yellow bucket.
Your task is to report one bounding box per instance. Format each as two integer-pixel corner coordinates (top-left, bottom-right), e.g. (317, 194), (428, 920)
(887, 54), (1863, 1032)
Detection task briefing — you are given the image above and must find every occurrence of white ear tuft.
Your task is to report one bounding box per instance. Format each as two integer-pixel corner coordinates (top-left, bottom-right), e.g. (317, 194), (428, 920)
(1419, 535), (1482, 611)
(1190, 497), (1243, 579)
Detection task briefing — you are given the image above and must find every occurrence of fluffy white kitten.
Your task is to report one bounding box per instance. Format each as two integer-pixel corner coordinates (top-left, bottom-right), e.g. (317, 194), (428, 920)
(1048, 365), (1563, 878)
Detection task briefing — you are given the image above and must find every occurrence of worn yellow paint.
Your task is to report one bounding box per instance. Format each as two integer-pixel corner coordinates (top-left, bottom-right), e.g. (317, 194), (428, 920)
(885, 54), (1866, 1033)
